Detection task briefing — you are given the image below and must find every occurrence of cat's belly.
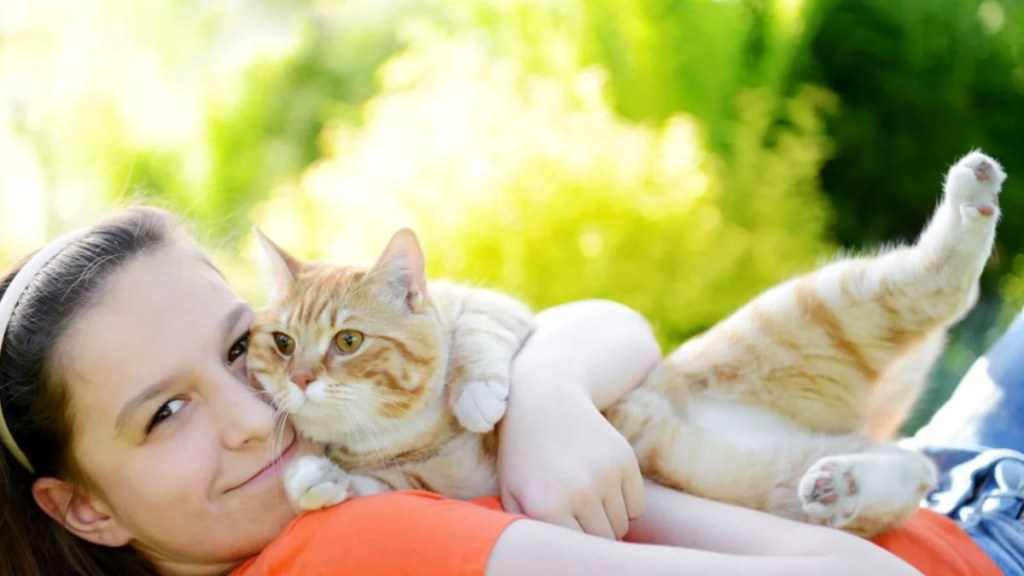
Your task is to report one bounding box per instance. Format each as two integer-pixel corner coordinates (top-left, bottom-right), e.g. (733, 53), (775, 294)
(653, 396), (869, 513)
(355, 433), (499, 500)
(685, 397), (822, 451)
(684, 396), (869, 469)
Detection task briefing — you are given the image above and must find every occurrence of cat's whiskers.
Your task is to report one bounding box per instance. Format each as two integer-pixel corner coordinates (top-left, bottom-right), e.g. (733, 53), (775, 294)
(266, 408), (292, 476)
(255, 385), (293, 477)
(270, 387), (297, 416)
(335, 386), (400, 468)
(346, 406), (401, 469)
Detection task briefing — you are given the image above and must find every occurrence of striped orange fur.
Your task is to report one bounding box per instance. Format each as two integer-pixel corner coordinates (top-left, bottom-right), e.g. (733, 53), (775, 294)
(608, 150), (1005, 536)
(248, 228), (535, 502)
(252, 151), (1005, 538)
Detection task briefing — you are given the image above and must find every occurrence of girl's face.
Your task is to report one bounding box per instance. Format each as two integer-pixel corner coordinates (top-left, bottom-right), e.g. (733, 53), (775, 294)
(55, 244), (298, 573)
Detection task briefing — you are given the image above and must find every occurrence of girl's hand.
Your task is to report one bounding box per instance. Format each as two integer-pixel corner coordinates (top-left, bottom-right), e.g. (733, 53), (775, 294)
(498, 367), (644, 539)
(497, 300), (659, 539)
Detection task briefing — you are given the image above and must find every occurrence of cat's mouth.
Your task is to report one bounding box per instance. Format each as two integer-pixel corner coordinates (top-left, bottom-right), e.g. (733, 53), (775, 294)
(227, 434), (299, 493)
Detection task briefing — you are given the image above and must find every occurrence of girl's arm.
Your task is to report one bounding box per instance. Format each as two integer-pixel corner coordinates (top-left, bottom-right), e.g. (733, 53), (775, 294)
(487, 482), (922, 576)
(499, 299), (661, 538)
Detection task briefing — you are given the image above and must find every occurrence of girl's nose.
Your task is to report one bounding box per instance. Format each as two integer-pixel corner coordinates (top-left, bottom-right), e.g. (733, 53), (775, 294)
(217, 373), (277, 450)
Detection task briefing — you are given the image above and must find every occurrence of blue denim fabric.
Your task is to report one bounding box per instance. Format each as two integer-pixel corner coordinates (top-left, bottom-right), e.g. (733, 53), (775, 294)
(922, 447), (1024, 575)
(913, 308), (1024, 575)
(915, 311), (1024, 452)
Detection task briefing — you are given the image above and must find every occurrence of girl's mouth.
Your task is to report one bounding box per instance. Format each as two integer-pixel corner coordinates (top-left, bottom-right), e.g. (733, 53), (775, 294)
(229, 433), (299, 492)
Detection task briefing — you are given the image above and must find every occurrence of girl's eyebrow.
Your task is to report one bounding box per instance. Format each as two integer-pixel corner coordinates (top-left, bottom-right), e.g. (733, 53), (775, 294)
(114, 302), (249, 433)
(221, 302), (250, 337)
(115, 376), (179, 434)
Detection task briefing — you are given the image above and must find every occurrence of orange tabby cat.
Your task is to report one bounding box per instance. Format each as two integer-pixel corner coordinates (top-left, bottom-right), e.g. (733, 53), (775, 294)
(248, 229), (535, 505)
(249, 150), (1005, 538)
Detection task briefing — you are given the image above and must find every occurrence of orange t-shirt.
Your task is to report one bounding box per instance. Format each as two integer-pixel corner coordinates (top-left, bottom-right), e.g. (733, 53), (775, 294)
(233, 491), (1001, 576)
(231, 491), (519, 576)
(871, 508), (1002, 576)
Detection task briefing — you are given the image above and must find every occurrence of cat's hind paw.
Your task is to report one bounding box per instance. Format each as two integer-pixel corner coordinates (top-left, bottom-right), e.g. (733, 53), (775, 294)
(945, 151), (1006, 222)
(284, 454), (353, 512)
(452, 378), (509, 433)
(799, 458), (861, 528)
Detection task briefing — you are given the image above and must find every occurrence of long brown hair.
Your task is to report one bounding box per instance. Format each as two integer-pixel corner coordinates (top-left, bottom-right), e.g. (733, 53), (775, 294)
(0, 207), (184, 575)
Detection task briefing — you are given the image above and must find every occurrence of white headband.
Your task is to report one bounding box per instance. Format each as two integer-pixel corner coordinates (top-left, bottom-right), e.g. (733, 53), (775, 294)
(0, 228), (89, 474)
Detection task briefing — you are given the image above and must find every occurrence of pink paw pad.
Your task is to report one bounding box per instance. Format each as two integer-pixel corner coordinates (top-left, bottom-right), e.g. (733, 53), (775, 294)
(808, 461), (858, 504)
(974, 160), (993, 183)
(800, 459), (864, 527)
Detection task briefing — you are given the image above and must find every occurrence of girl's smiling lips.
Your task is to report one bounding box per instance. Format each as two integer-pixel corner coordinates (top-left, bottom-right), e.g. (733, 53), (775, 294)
(229, 434), (299, 492)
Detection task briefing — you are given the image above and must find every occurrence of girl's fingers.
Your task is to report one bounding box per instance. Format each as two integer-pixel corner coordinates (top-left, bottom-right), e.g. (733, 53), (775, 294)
(574, 501), (616, 540)
(623, 463), (646, 521)
(604, 491), (631, 539)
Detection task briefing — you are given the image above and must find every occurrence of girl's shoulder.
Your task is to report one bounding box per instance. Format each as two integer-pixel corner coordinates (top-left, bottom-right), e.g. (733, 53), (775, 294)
(232, 491), (520, 576)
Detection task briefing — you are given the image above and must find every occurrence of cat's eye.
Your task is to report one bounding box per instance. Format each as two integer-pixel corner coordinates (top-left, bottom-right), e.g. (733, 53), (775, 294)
(273, 332), (295, 356)
(334, 329), (364, 353)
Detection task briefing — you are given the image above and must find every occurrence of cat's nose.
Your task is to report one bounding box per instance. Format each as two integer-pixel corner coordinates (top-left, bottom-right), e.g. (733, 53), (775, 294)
(291, 373), (313, 390)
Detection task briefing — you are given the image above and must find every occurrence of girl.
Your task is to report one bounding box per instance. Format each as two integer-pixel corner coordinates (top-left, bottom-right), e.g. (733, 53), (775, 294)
(0, 207), (990, 575)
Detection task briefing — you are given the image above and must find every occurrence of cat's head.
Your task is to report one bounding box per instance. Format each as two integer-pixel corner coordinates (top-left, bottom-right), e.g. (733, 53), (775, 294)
(247, 228), (445, 443)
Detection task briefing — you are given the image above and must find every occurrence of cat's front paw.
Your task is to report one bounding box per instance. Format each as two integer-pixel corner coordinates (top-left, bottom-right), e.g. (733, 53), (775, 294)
(799, 458), (861, 528)
(453, 378), (509, 433)
(284, 454), (353, 512)
(945, 151), (1006, 221)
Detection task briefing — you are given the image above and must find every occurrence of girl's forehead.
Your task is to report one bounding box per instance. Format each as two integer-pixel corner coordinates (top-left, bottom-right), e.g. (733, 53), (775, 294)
(57, 245), (245, 420)
(93, 245), (235, 318)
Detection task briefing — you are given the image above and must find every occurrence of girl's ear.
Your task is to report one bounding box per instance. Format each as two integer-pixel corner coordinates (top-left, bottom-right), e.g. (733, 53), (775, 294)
(32, 477), (133, 547)
(253, 229), (304, 300)
(368, 228), (428, 313)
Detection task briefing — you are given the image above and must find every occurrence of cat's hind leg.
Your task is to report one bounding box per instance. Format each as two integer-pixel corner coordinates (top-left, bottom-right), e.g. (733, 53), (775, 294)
(864, 330), (945, 440)
(799, 446), (936, 537)
(888, 150), (1004, 319)
(653, 152), (1005, 434)
(799, 150), (1003, 376)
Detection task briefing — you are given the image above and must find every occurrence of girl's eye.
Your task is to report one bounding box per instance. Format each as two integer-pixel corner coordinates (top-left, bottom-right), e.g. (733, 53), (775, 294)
(227, 334), (249, 364)
(334, 329), (364, 353)
(273, 332), (295, 356)
(146, 399), (186, 434)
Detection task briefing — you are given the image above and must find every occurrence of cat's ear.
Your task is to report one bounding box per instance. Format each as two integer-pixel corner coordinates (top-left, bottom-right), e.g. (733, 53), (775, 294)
(370, 228), (428, 312)
(253, 228), (304, 297)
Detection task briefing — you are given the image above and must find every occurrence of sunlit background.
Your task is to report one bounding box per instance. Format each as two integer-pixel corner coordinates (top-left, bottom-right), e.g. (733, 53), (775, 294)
(1, 0), (1022, 429)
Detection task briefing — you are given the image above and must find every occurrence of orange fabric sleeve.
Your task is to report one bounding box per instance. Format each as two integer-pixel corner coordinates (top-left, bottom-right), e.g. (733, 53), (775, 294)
(870, 509), (1001, 576)
(231, 491), (518, 576)
(234, 492), (1000, 576)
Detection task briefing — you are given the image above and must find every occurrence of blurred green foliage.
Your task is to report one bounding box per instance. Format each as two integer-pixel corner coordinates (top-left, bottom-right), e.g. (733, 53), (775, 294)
(258, 31), (834, 343)
(2, 0), (1023, 429)
(796, 0), (1024, 251)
